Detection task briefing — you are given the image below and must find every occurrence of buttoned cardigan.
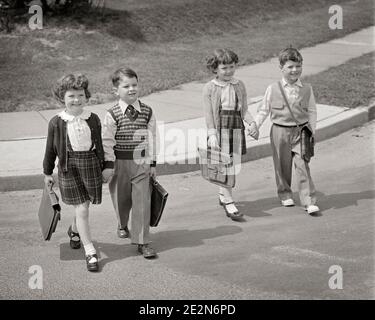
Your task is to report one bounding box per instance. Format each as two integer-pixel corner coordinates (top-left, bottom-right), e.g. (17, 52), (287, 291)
(43, 112), (104, 175)
(202, 78), (254, 136)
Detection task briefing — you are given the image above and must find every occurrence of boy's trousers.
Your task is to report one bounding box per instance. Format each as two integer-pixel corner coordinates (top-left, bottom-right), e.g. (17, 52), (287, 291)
(109, 159), (151, 244)
(270, 123), (317, 207)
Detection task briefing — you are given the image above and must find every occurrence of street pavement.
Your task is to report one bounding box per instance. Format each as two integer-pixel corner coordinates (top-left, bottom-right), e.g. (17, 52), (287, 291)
(0, 121), (374, 300)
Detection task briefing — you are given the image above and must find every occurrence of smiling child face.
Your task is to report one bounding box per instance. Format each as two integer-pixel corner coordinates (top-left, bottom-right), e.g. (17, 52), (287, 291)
(64, 89), (86, 115)
(215, 62), (236, 82)
(114, 76), (139, 105)
(280, 60), (302, 84)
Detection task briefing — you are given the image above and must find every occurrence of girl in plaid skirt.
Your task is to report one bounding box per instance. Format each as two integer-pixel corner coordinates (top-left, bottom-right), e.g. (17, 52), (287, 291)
(43, 74), (104, 272)
(203, 49), (259, 220)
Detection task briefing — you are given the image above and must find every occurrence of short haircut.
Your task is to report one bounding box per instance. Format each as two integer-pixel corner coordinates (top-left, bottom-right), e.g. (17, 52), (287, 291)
(52, 74), (91, 104)
(206, 48), (239, 73)
(111, 67), (138, 87)
(278, 47), (303, 66)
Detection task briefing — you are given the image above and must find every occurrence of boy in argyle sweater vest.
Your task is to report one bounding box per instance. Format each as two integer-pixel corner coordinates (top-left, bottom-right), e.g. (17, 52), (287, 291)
(255, 47), (320, 216)
(102, 67), (158, 258)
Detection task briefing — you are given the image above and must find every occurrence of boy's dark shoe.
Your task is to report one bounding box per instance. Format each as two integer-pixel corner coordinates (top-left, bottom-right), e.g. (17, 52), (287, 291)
(85, 254), (99, 272)
(138, 244), (157, 259)
(117, 226), (130, 238)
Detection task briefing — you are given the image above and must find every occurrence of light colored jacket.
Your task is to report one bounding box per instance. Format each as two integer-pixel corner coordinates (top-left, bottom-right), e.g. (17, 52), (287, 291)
(203, 78), (255, 136)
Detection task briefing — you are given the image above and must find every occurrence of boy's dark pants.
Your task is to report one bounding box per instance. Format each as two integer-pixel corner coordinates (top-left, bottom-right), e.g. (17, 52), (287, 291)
(270, 124), (317, 207)
(109, 159), (151, 244)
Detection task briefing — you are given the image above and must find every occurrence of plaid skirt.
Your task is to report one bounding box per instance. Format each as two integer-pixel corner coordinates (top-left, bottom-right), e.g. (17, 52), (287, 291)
(218, 110), (246, 156)
(58, 150), (102, 205)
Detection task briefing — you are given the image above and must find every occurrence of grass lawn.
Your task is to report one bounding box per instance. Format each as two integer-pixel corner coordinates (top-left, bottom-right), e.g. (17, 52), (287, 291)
(302, 52), (375, 109)
(0, 0), (373, 112)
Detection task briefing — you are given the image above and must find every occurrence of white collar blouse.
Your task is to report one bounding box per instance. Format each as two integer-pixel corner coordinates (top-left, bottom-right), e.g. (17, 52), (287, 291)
(58, 109), (93, 151)
(211, 77), (239, 110)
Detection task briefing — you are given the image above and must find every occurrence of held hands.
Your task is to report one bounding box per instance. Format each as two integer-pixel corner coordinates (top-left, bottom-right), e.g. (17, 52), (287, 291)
(207, 134), (220, 150)
(102, 168), (114, 183)
(247, 122), (259, 140)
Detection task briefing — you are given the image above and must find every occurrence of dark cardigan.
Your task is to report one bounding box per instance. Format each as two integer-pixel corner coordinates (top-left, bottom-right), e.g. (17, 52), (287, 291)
(43, 112), (104, 175)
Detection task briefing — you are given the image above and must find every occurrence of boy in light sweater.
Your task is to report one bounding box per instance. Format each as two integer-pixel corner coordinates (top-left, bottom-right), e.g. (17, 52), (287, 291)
(255, 47), (320, 215)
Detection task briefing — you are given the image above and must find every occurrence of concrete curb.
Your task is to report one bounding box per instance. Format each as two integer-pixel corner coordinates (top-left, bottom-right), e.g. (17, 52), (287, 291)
(1, 104), (374, 192)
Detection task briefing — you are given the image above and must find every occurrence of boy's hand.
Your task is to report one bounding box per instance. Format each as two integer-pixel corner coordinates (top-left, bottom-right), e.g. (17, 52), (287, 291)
(102, 168), (114, 183)
(208, 135), (220, 149)
(44, 175), (54, 187)
(150, 167), (156, 179)
(248, 122), (259, 140)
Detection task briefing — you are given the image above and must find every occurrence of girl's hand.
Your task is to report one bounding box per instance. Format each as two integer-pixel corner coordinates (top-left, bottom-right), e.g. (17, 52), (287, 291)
(150, 167), (156, 179)
(208, 135), (220, 149)
(44, 175), (54, 187)
(102, 168), (114, 183)
(248, 122), (259, 140)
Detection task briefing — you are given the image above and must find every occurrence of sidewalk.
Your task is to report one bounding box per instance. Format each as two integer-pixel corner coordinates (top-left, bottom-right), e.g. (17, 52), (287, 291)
(0, 27), (374, 191)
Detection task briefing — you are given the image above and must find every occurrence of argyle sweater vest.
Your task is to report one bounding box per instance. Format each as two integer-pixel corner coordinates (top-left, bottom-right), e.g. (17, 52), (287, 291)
(269, 82), (311, 126)
(110, 102), (152, 159)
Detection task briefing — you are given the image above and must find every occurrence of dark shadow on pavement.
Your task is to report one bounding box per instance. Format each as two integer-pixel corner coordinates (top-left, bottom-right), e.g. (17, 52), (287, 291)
(152, 225), (242, 253)
(59, 189), (375, 267)
(316, 190), (375, 212)
(95, 241), (140, 271)
(60, 241), (138, 261)
(238, 189), (375, 217)
(59, 241), (139, 273)
(236, 197), (280, 218)
(60, 225), (242, 271)
(59, 243), (85, 261)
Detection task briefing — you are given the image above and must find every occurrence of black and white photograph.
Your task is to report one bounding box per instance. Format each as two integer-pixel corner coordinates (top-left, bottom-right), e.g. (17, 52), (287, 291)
(0, 0), (374, 307)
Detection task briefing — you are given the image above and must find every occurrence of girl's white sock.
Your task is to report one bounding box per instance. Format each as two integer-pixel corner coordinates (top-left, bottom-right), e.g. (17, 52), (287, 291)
(84, 243), (97, 263)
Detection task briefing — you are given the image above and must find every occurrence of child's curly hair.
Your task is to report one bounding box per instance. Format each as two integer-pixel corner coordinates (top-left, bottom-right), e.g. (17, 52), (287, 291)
(52, 74), (91, 104)
(278, 47), (303, 67)
(206, 48), (239, 73)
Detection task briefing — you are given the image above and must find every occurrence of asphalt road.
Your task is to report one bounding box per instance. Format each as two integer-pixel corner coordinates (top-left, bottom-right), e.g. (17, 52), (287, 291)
(0, 121), (374, 300)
